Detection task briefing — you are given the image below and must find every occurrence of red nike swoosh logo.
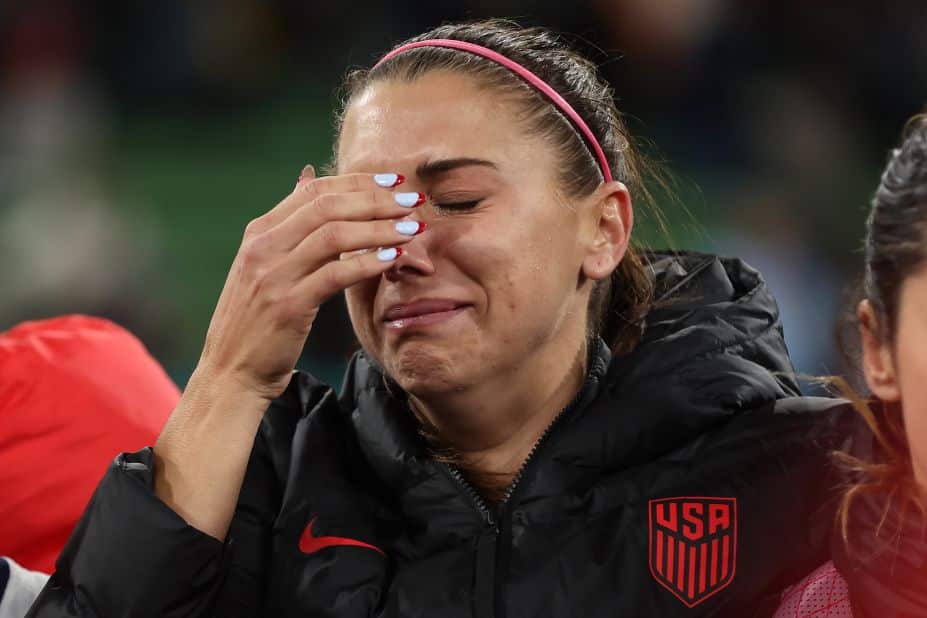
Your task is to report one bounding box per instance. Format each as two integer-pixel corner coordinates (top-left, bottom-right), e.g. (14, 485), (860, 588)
(298, 517), (385, 556)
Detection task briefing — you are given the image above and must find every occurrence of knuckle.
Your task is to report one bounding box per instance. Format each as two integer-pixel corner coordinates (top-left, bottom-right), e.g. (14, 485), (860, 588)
(239, 237), (262, 265)
(243, 217), (265, 238)
(252, 232), (275, 255)
(313, 192), (337, 218)
(318, 268), (339, 294)
(347, 254), (372, 279)
(320, 264), (343, 291)
(238, 237), (275, 283)
(380, 217), (398, 235)
(317, 222), (342, 250)
(295, 202), (321, 231)
(302, 178), (319, 200)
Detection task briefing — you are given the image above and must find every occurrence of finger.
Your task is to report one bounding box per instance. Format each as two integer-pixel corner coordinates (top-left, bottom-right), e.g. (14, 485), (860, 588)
(290, 218), (425, 274)
(250, 171), (407, 237)
(268, 189), (426, 251)
(240, 164), (317, 239)
(296, 245), (405, 307)
(296, 164), (316, 186)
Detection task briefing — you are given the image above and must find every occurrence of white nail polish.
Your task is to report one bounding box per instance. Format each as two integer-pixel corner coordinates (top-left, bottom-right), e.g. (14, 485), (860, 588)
(395, 220), (420, 235)
(394, 192), (423, 207)
(377, 247), (400, 262)
(374, 173), (399, 188)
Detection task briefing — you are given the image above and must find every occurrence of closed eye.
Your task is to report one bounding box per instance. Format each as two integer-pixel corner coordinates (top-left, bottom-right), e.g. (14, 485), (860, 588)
(433, 200), (482, 212)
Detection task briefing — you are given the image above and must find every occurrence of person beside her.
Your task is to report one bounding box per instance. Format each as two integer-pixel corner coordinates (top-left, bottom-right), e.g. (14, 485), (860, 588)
(776, 115), (927, 617)
(29, 20), (853, 617)
(0, 315), (180, 617)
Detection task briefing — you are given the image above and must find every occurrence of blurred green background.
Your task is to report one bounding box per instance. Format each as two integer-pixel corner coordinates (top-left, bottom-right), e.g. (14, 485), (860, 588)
(2, 1), (926, 387)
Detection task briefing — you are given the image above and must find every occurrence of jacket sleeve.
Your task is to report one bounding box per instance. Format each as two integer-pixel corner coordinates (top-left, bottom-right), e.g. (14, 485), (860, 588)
(25, 376), (314, 618)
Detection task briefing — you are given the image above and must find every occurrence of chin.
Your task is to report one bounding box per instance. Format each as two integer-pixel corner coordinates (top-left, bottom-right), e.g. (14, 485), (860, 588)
(386, 341), (471, 396)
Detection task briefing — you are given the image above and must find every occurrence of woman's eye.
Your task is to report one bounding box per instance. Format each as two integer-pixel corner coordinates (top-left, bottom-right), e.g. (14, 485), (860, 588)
(433, 200), (481, 212)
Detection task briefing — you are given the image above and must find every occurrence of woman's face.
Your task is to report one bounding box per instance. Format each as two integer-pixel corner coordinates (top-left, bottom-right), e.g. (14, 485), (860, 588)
(860, 268), (927, 487)
(337, 70), (627, 396)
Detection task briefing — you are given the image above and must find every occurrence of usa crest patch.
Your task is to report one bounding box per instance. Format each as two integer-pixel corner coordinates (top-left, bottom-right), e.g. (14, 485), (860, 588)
(648, 497), (737, 607)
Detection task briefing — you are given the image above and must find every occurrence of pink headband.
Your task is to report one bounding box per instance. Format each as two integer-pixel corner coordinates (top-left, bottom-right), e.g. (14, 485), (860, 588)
(373, 39), (613, 183)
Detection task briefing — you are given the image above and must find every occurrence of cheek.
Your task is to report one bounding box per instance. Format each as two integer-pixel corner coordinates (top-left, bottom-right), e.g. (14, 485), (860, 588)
(344, 281), (378, 342)
(458, 218), (576, 321)
(893, 325), (927, 457)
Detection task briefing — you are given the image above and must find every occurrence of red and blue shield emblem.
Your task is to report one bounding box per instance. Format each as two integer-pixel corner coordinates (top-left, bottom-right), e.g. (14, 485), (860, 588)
(649, 497), (737, 607)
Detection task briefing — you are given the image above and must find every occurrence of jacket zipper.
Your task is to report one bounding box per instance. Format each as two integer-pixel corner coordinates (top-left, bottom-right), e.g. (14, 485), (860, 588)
(443, 366), (596, 522)
(500, 369), (596, 508)
(445, 370), (589, 618)
(445, 367), (596, 517)
(498, 398), (573, 508)
(444, 465), (498, 618)
(443, 392), (576, 527)
(445, 464), (497, 527)
(442, 362), (598, 618)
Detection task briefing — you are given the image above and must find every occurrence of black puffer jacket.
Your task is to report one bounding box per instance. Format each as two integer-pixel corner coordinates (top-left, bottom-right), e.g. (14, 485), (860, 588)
(27, 252), (856, 617)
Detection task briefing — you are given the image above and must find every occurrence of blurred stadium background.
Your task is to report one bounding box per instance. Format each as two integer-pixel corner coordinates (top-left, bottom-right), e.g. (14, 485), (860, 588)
(2, 1), (926, 388)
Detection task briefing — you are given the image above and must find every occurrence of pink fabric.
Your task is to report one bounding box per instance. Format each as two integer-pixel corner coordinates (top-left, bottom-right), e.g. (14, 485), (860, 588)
(774, 561), (853, 618)
(374, 39), (614, 184)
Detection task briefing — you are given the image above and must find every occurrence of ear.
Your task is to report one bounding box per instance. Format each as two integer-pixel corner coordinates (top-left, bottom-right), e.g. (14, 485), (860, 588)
(858, 299), (901, 402)
(581, 181), (633, 281)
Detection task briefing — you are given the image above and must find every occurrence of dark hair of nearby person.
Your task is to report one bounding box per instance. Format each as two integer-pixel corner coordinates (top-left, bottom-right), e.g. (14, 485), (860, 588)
(834, 112), (927, 543)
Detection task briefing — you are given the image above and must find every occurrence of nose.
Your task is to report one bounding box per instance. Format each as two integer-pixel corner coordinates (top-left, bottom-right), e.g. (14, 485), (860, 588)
(385, 210), (435, 281)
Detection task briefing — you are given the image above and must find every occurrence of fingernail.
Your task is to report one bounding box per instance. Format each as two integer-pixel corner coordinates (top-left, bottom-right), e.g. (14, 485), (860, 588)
(394, 192), (426, 208)
(297, 164), (315, 184)
(374, 173), (405, 188)
(395, 220), (425, 235)
(377, 247), (403, 262)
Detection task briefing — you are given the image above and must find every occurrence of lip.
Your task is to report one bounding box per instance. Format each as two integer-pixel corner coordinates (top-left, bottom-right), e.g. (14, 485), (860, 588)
(382, 298), (470, 330)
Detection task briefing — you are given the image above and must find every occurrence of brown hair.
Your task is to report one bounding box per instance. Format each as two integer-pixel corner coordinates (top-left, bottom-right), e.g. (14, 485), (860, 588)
(836, 112), (927, 544)
(333, 19), (675, 356)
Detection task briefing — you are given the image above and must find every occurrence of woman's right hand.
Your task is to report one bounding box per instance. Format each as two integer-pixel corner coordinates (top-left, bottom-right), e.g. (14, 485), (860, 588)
(196, 166), (424, 402)
(153, 166), (423, 539)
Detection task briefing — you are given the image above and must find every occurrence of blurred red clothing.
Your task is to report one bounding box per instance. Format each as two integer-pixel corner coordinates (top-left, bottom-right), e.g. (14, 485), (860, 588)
(0, 315), (179, 573)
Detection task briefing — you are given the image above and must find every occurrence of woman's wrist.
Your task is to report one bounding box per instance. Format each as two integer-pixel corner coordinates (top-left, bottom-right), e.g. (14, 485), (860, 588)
(186, 359), (283, 408)
(151, 367), (272, 540)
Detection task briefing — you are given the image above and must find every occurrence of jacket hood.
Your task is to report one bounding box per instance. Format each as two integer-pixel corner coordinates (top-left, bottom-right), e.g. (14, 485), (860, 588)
(589, 251), (801, 464)
(622, 250), (799, 398)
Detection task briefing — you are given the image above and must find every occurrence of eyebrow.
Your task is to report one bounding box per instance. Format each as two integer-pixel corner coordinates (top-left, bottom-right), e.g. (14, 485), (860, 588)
(415, 157), (498, 179)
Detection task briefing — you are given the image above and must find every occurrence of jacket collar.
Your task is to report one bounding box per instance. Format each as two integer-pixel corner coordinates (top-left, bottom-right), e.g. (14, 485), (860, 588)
(338, 339), (610, 499)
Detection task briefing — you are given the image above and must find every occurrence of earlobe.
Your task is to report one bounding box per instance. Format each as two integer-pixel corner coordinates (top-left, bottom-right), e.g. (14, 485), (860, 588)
(858, 299), (901, 402)
(582, 181), (633, 281)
